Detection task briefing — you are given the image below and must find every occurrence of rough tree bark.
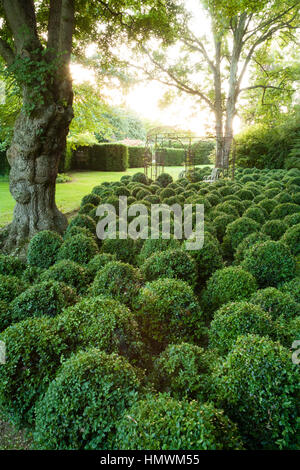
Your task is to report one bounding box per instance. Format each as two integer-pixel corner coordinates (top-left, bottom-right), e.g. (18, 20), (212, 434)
(0, 0), (75, 252)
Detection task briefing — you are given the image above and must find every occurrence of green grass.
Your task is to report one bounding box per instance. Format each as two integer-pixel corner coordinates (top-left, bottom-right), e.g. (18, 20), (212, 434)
(0, 166), (210, 228)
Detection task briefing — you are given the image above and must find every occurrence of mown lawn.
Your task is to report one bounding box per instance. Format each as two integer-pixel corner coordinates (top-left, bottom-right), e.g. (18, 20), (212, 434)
(0, 166), (211, 227)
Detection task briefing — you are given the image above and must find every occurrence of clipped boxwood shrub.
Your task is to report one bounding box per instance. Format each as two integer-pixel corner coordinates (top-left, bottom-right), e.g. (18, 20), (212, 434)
(67, 214), (96, 235)
(234, 232), (270, 264)
(258, 198), (277, 215)
(78, 203), (95, 215)
(224, 217), (260, 252)
(151, 343), (212, 401)
(208, 301), (274, 355)
(261, 219), (288, 240)
(40, 259), (90, 294)
(155, 172), (173, 187)
(213, 335), (300, 449)
(243, 206), (266, 225)
(0, 300), (9, 332)
(136, 278), (204, 352)
(59, 295), (145, 366)
(57, 233), (98, 265)
(21, 265), (44, 284)
(90, 261), (143, 308)
(213, 214), (236, 241)
(27, 230), (63, 269)
(80, 193), (100, 207)
(202, 267), (257, 315)
(284, 213), (300, 227)
(115, 395), (243, 450)
(87, 253), (116, 278)
(101, 236), (139, 264)
(242, 240), (296, 287)
(0, 316), (81, 427)
(141, 249), (198, 288)
(250, 287), (299, 321)
(131, 172), (148, 184)
(10, 280), (77, 325)
(64, 225), (97, 242)
(137, 237), (181, 265)
(185, 238), (224, 284)
(34, 349), (143, 450)
(279, 277), (300, 303)
(281, 223), (300, 255)
(0, 255), (26, 278)
(0, 275), (28, 303)
(270, 203), (300, 220)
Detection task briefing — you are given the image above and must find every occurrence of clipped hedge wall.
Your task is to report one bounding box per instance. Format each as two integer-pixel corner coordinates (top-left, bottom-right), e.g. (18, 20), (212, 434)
(156, 148), (185, 166)
(70, 144), (129, 171)
(128, 146), (145, 168)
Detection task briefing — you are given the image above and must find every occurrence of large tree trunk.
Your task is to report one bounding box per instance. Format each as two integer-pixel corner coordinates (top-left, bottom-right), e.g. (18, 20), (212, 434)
(213, 35), (224, 168)
(4, 88), (73, 252)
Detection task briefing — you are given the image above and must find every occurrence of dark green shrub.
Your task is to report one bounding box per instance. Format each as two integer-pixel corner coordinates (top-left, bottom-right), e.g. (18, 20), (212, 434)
(151, 343), (212, 401)
(243, 206), (266, 225)
(258, 198), (277, 214)
(275, 191), (293, 204)
(128, 146), (145, 168)
(67, 214), (96, 235)
(202, 267), (257, 315)
(21, 266), (44, 284)
(208, 302), (274, 355)
(250, 287), (299, 320)
(90, 143), (128, 171)
(234, 232), (270, 264)
(270, 203), (300, 220)
(114, 185), (130, 197)
(0, 316), (80, 427)
(224, 217), (260, 252)
(86, 253), (116, 278)
(59, 296), (145, 366)
(214, 202), (239, 217)
(0, 255), (26, 278)
(132, 172), (148, 184)
(90, 261), (143, 308)
(101, 236), (139, 264)
(281, 223), (300, 255)
(137, 237), (181, 264)
(64, 225), (97, 241)
(57, 234), (98, 265)
(279, 277), (300, 303)
(141, 249), (198, 288)
(0, 275), (28, 303)
(236, 189), (254, 200)
(136, 278), (203, 352)
(213, 214), (236, 241)
(156, 173), (173, 187)
(27, 230), (63, 269)
(79, 203), (95, 215)
(135, 188), (151, 200)
(213, 335), (299, 449)
(115, 395), (243, 450)
(80, 193), (100, 207)
(10, 281), (77, 324)
(242, 241), (296, 287)
(261, 219), (288, 240)
(40, 259), (90, 293)
(160, 187), (176, 199)
(34, 350), (143, 450)
(156, 147), (185, 166)
(185, 238), (224, 284)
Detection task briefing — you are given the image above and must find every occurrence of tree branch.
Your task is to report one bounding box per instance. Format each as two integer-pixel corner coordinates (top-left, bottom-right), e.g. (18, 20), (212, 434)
(239, 84), (293, 93)
(0, 37), (15, 65)
(59, 0), (75, 64)
(48, 0), (63, 53)
(2, 0), (41, 52)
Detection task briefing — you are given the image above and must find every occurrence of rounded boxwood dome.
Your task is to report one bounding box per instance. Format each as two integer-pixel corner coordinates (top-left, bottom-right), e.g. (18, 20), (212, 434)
(57, 233), (98, 265)
(0, 255), (26, 278)
(34, 349), (144, 450)
(27, 230), (63, 269)
(261, 219), (288, 241)
(250, 287), (299, 320)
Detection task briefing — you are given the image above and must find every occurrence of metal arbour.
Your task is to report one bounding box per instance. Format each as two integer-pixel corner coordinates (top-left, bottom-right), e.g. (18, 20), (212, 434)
(143, 127), (218, 181)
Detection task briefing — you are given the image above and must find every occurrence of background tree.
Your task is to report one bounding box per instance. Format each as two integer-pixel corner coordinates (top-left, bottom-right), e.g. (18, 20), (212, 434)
(124, 0), (299, 167)
(0, 0), (181, 251)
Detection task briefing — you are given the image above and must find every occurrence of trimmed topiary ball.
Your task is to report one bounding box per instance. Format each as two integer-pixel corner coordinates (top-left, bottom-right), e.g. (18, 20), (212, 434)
(213, 214), (236, 241)
(213, 335), (300, 449)
(185, 238), (224, 284)
(0, 275), (28, 303)
(156, 172), (173, 187)
(0, 300), (9, 332)
(80, 193), (100, 207)
(0, 255), (26, 278)
(27, 230), (63, 269)
(132, 172), (148, 185)
(40, 259), (90, 294)
(242, 240), (296, 287)
(21, 265), (44, 284)
(67, 214), (96, 235)
(243, 206), (266, 225)
(261, 219), (288, 241)
(64, 225), (97, 241)
(101, 236), (140, 264)
(208, 301), (274, 355)
(270, 203), (300, 220)
(234, 232), (270, 264)
(141, 249), (198, 288)
(151, 343), (212, 401)
(137, 237), (181, 265)
(59, 295), (145, 366)
(279, 277), (300, 303)
(284, 213), (300, 227)
(115, 395), (243, 450)
(10, 280), (77, 325)
(250, 287), (299, 321)
(202, 267), (257, 316)
(34, 349), (144, 450)
(224, 217), (260, 252)
(57, 233), (98, 265)
(86, 253), (116, 279)
(136, 278), (204, 352)
(89, 261), (143, 308)
(281, 223), (300, 255)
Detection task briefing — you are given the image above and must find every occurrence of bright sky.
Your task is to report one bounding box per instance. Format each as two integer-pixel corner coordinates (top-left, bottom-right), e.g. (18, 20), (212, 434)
(70, 0), (242, 136)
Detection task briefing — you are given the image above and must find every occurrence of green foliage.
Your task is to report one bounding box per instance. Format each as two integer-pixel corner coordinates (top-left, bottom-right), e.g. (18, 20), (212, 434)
(234, 232), (270, 263)
(279, 277), (300, 303)
(250, 287), (300, 321)
(90, 143), (128, 171)
(151, 343), (212, 401)
(261, 219), (288, 240)
(224, 217), (260, 252)
(281, 223), (300, 255)
(115, 395), (243, 450)
(40, 259), (90, 294)
(242, 240), (296, 287)
(10, 281), (77, 325)
(57, 233), (98, 265)
(270, 203), (300, 220)
(27, 230), (63, 269)
(156, 172), (173, 187)
(186, 238), (224, 284)
(136, 278), (203, 352)
(128, 146), (145, 168)
(141, 249), (198, 287)
(208, 302), (274, 355)
(34, 349), (143, 450)
(213, 335), (300, 449)
(89, 261), (143, 308)
(0, 255), (26, 278)
(156, 147), (185, 166)
(81, 193), (101, 207)
(101, 236), (140, 264)
(202, 267), (257, 315)
(137, 237), (181, 264)
(0, 275), (28, 303)
(131, 172), (148, 184)
(67, 214), (97, 235)
(87, 253), (116, 278)
(0, 300), (9, 332)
